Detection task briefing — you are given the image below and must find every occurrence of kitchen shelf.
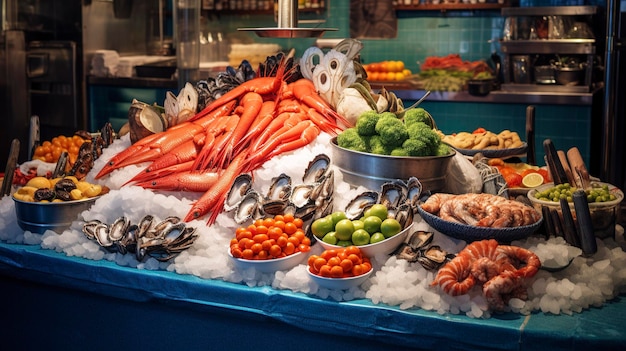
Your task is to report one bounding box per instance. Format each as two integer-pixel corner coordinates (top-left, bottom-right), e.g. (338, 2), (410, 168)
(500, 39), (596, 55)
(395, 1), (510, 12)
(501, 5), (597, 17)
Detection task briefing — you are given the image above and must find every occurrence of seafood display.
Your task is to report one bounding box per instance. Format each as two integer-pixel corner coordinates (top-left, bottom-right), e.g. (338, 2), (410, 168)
(394, 230), (452, 271)
(420, 193), (541, 228)
(95, 55), (350, 225)
(82, 215), (198, 262)
(431, 239), (541, 311)
(224, 154), (334, 238)
(344, 177), (422, 223)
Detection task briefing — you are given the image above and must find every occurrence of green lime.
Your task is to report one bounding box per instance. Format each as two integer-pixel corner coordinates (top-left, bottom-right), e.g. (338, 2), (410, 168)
(351, 229), (371, 246)
(369, 232), (386, 244)
(336, 240), (353, 247)
(362, 215), (382, 234)
(311, 217), (334, 239)
(366, 204), (388, 221)
(352, 219), (365, 231)
(380, 218), (402, 238)
(330, 211), (348, 227)
(334, 218), (355, 241)
(322, 231), (338, 245)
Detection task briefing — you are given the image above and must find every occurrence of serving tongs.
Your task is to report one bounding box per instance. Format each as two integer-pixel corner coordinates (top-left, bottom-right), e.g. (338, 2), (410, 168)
(543, 139), (569, 185)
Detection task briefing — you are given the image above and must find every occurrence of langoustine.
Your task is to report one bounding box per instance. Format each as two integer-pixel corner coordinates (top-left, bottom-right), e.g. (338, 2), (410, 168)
(430, 239), (541, 311)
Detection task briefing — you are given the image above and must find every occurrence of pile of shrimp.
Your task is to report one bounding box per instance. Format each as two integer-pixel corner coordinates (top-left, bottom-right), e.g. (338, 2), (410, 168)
(94, 58), (350, 225)
(431, 239), (541, 311)
(420, 193), (541, 228)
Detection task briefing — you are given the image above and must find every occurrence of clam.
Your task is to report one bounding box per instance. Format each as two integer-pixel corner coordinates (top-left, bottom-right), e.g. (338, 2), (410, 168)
(234, 190), (262, 224)
(417, 245), (448, 271)
(82, 220), (102, 240)
(262, 199), (289, 216)
(378, 181), (406, 210)
(344, 191), (379, 220)
(310, 170), (334, 201)
(109, 216), (130, 242)
(389, 203), (414, 230)
(290, 184), (315, 208)
(224, 173), (253, 211)
(266, 173), (292, 201)
(406, 177), (423, 211)
(93, 222), (113, 247)
(302, 154), (330, 184)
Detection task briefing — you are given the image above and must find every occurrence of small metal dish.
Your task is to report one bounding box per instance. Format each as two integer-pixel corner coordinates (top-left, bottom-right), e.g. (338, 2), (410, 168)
(13, 196), (99, 234)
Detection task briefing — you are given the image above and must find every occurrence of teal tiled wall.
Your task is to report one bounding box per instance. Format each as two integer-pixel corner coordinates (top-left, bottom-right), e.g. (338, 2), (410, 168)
(207, 2), (504, 73)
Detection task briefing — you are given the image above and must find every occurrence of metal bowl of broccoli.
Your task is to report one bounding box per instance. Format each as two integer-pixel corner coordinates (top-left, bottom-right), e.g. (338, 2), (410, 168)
(331, 108), (455, 192)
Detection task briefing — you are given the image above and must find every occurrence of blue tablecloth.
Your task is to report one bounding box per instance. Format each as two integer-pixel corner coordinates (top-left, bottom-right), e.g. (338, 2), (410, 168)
(0, 241), (624, 351)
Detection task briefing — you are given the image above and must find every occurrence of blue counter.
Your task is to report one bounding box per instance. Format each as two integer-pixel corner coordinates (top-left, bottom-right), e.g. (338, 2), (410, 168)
(0, 241), (624, 351)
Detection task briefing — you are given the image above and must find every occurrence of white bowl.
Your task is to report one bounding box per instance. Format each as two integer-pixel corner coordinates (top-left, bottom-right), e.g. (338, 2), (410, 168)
(314, 223), (413, 257)
(307, 267), (373, 290)
(228, 250), (307, 273)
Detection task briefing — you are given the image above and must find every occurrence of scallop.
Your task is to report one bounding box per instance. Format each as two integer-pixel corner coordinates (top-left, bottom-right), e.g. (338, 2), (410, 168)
(302, 154), (330, 184)
(224, 173), (253, 211)
(344, 191), (379, 220)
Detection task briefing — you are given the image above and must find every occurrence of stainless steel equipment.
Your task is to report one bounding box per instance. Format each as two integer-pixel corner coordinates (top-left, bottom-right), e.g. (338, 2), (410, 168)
(0, 0), (83, 169)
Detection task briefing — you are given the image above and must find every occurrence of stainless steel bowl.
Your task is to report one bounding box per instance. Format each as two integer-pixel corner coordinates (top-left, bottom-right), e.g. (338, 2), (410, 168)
(555, 66), (583, 86)
(330, 137), (455, 192)
(13, 196), (98, 234)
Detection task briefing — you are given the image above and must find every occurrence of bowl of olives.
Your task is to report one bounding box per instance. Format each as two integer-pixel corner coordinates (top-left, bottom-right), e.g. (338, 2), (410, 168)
(527, 182), (623, 239)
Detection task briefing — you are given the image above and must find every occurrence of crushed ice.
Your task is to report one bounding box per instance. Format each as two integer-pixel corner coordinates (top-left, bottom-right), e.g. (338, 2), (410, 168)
(1, 132), (625, 319)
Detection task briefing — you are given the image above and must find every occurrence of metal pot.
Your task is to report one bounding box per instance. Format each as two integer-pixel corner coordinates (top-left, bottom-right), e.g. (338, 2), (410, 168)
(534, 65), (555, 84)
(555, 66), (584, 86)
(467, 79), (494, 96)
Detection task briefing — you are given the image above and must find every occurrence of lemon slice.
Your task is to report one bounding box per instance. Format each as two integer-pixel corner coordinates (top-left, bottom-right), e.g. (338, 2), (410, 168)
(522, 173), (544, 188)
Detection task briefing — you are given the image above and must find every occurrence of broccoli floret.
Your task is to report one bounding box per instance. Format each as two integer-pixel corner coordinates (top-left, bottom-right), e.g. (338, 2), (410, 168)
(368, 135), (393, 155)
(337, 128), (368, 152)
(374, 116), (409, 148)
(436, 142), (451, 156)
(402, 138), (431, 157)
(379, 111), (397, 120)
(403, 108), (434, 129)
(355, 110), (381, 136)
(390, 148), (409, 157)
(406, 122), (441, 155)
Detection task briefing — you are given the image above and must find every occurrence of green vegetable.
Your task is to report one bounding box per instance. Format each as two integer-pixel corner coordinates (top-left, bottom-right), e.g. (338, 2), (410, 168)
(403, 108), (434, 129)
(368, 135), (393, 155)
(355, 110), (380, 136)
(401, 138), (430, 157)
(406, 122), (441, 155)
(337, 127), (368, 152)
(374, 117), (408, 148)
(435, 142), (451, 156)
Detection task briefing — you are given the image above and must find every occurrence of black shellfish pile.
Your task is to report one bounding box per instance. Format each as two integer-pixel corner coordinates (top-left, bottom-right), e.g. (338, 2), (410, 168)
(82, 215), (198, 262)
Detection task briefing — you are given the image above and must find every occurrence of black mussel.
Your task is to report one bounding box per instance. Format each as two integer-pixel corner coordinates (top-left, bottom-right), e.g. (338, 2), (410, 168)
(34, 188), (56, 201)
(55, 190), (72, 202)
(54, 178), (77, 192)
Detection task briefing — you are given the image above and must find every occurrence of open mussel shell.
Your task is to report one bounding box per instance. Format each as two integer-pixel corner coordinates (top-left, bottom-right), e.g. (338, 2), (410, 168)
(388, 203), (414, 230)
(234, 190), (262, 224)
(266, 173), (292, 201)
(406, 177), (423, 212)
(302, 153), (330, 184)
(344, 191), (379, 220)
(378, 180), (407, 210)
(291, 184), (315, 208)
(224, 173), (253, 212)
(109, 216), (130, 242)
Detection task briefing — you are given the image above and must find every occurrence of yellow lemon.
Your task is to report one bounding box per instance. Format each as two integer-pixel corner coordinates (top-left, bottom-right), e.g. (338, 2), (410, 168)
(25, 176), (51, 189)
(522, 172), (544, 188)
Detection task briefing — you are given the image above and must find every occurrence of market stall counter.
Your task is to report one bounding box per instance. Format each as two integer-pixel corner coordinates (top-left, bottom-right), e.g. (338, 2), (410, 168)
(0, 241), (624, 351)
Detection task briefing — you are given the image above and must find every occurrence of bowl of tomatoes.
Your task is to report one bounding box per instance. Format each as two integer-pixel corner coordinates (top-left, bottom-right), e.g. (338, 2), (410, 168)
(228, 214), (311, 273)
(306, 246), (373, 290)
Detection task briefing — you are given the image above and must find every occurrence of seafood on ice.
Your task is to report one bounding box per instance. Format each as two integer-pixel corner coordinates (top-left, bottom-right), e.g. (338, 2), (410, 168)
(95, 56), (350, 225)
(420, 193), (541, 227)
(431, 239), (541, 311)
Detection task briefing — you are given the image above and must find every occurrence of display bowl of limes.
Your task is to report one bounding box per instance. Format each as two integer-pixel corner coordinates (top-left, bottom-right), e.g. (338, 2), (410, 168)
(311, 205), (413, 257)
